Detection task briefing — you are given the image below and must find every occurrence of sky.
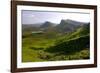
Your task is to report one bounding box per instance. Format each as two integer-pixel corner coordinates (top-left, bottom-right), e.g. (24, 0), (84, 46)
(22, 10), (90, 24)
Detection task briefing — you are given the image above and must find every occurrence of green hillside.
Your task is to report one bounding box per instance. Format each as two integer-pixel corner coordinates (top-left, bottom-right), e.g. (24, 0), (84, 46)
(22, 21), (90, 62)
(54, 23), (89, 44)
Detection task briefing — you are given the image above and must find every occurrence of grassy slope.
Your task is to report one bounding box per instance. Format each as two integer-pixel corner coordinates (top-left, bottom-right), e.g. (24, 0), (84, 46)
(22, 25), (90, 62)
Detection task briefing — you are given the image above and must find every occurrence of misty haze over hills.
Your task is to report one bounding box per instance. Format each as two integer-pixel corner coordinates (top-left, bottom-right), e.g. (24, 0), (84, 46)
(22, 19), (89, 33)
(23, 19), (89, 25)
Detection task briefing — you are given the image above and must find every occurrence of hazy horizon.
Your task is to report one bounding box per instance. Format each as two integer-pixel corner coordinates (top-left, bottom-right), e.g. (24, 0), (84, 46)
(22, 10), (90, 25)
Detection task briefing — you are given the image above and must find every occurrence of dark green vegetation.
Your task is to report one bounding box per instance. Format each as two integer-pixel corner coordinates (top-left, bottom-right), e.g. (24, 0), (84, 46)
(22, 19), (90, 62)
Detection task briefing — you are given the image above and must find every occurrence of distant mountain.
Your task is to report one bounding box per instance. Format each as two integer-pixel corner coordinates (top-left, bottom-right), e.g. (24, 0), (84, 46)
(55, 19), (88, 33)
(22, 19), (89, 34)
(40, 21), (56, 29)
(22, 21), (56, 32)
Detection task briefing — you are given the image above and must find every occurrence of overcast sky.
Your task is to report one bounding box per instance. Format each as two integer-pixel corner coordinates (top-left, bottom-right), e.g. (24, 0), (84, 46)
(22, 10), (90, 24)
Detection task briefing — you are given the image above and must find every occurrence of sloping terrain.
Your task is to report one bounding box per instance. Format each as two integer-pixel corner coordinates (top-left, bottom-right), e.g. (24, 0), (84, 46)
(22, 19), (90, 62)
